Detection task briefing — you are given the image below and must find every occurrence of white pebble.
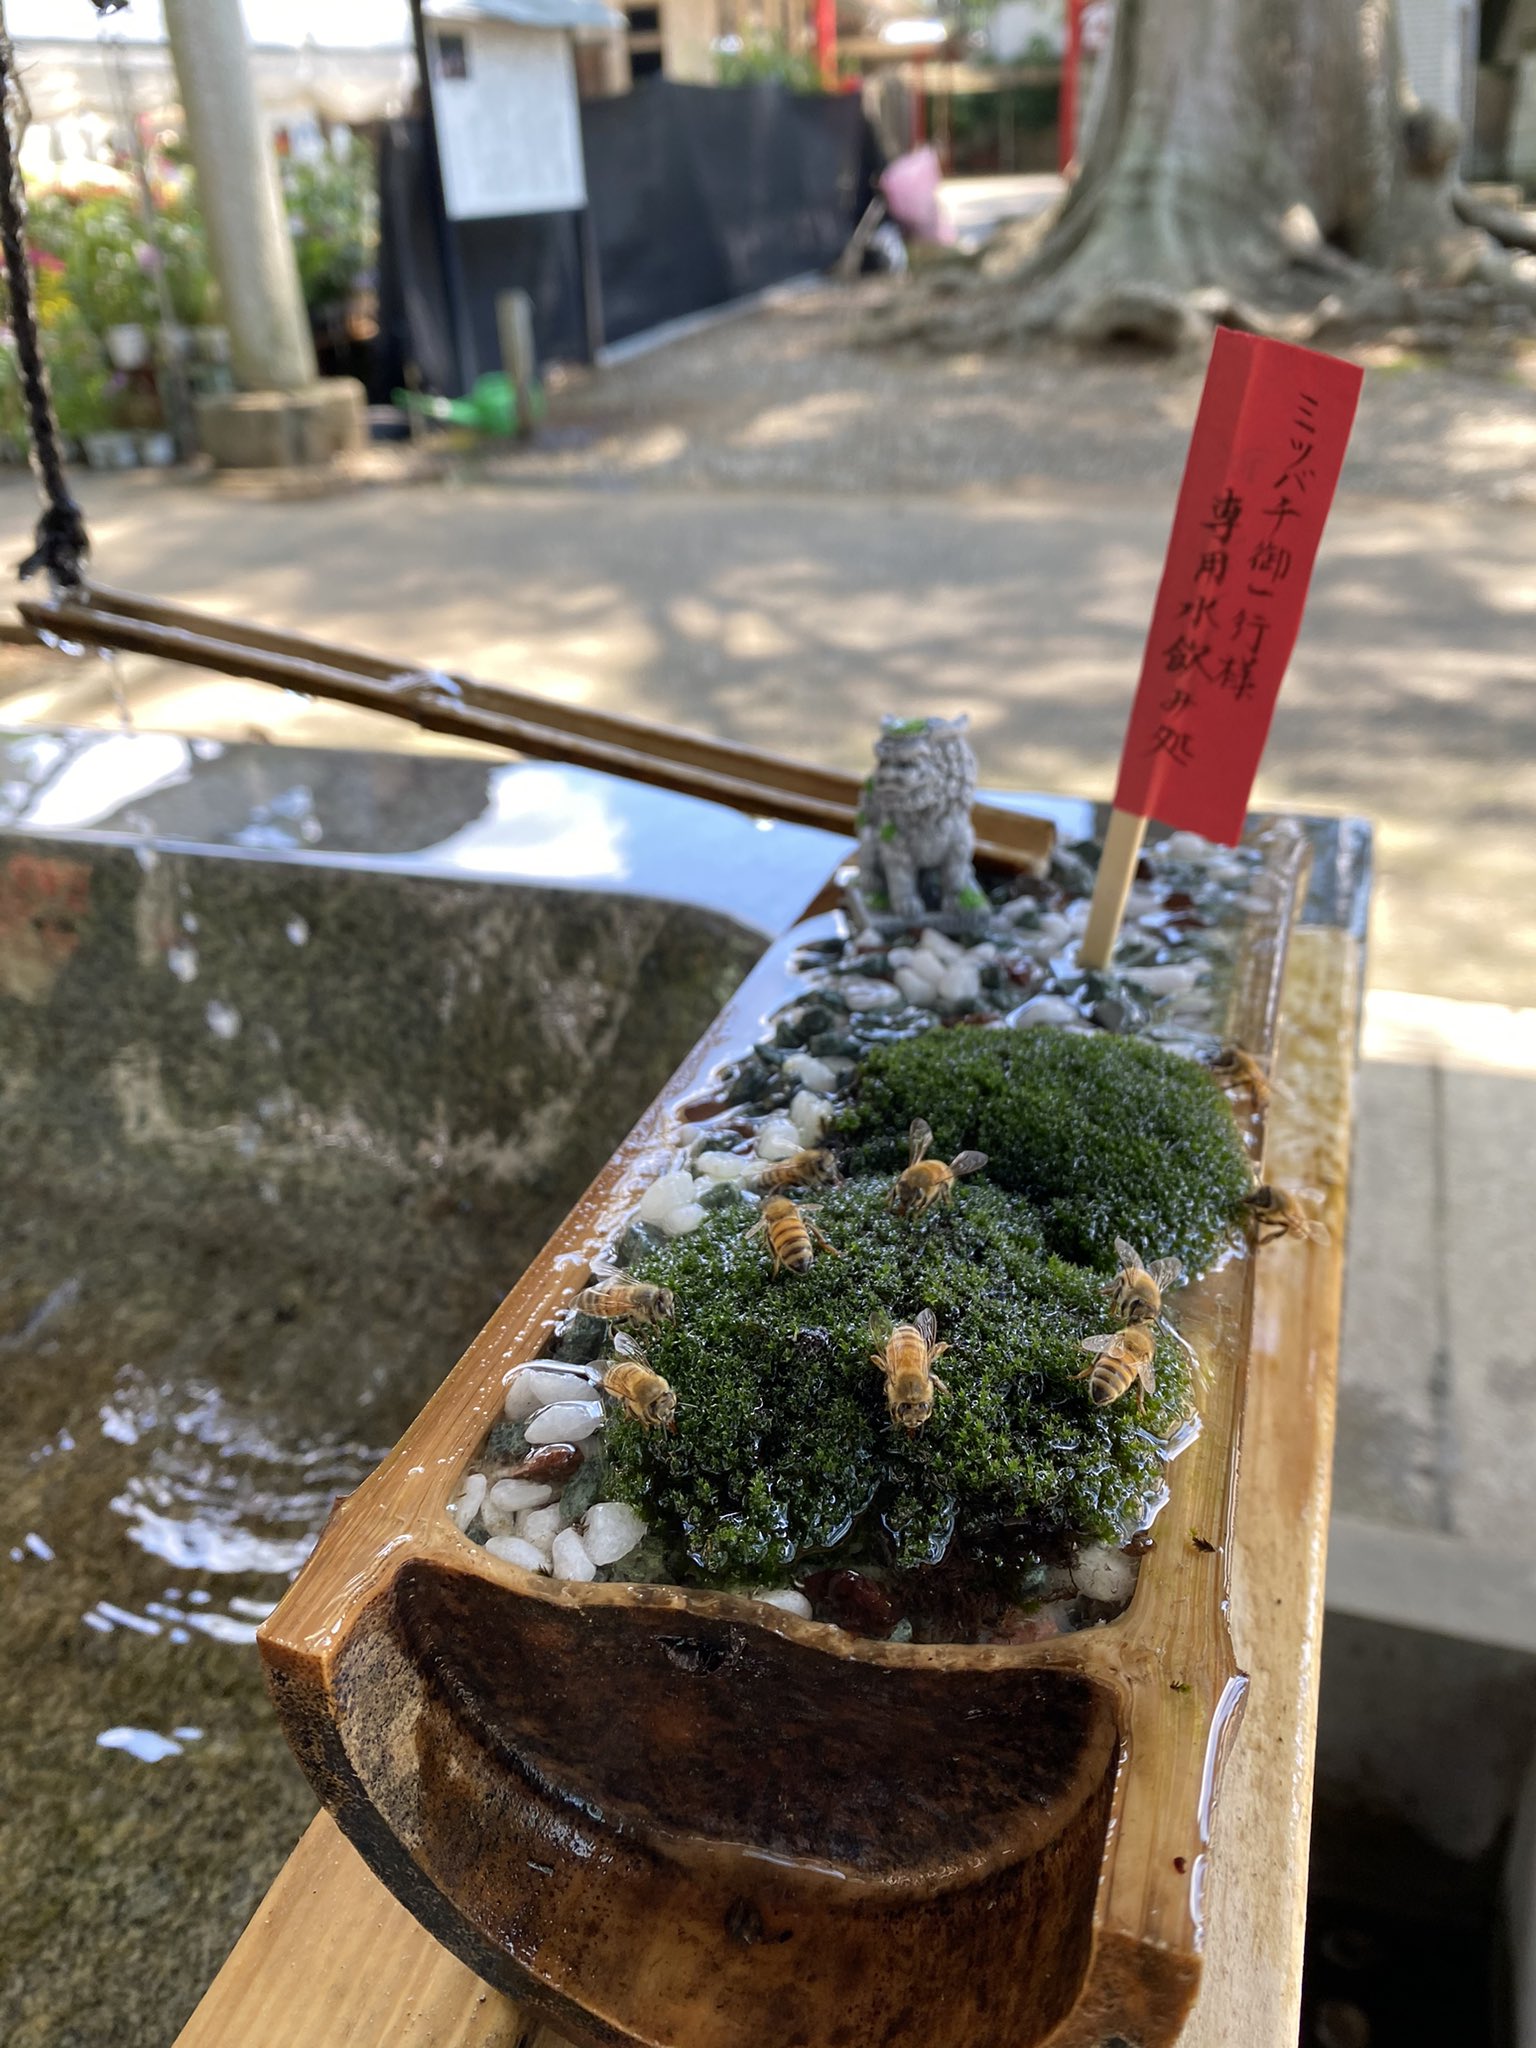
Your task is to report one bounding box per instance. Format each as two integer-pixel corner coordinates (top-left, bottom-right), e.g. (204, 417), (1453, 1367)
(756, 1118), (803, 1161)
(752, 1587), (813, 1618)
(1161, 831), (1216, 863)
(887, 945), (917, 969)
(937, 963), (981, 1005)
(1125, 963), (1205, 996)
(917, 926), (963, 964)
(1074, 1544), (1139, 1605)
(783, 1051), (837, 1095)
(839, 977), (901, 1012)
(550, 1527), (597, 1582)
(995, 897), (1041, 927)
(969, 943), (998, 966)
(1034, 911), (1073, 947)
(485, 1535), (548, 1573)
(517, 1504), (567, 1553)
(487, 1478), (554, 1514)
(526, 1400), (604, 1443)
(1010, 995), (1079, 1027)
(894, 966), (938, 1008)
(479, 1494), (518, 1537)
(638, 1170), (697, 1224)
(694, 1148), (757, 1180)
(448, 1472), (486, 1533)
(789, 1090), (832, 1145)
(504, 1366), (593, 1421)
(581, 1501), (649, 1566)
(658, 1202), (706, 1236)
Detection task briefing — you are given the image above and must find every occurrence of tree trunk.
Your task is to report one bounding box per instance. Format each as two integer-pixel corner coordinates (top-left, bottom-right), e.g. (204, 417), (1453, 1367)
(905, 0), (1522, 349)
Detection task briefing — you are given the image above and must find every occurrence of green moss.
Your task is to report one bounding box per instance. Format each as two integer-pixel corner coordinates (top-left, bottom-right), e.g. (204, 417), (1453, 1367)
(605, 1180), (1189, 1584)
(834, 1024), (1250, 1274)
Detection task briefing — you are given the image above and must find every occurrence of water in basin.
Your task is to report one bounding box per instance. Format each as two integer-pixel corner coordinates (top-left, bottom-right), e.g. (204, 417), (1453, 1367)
(0, 830), (763, 2047)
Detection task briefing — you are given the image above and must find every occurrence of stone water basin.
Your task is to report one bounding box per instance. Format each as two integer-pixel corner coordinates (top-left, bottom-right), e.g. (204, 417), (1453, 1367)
(0, 727), (841, 2048)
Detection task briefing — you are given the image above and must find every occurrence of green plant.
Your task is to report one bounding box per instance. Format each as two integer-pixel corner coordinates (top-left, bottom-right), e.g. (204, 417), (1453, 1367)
(61, 195), (156, 332)
(153, 189), (217, 326)
(835, 1024), (1252, 1275)
(715, 32), (823, 91)
(604, 1179), (1190, 1584)
(280, 143), (377, 314)
(41, 319), (112, 437)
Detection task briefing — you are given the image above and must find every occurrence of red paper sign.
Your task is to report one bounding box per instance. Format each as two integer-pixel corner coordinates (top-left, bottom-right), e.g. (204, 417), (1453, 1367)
(1112, 330), (1362, 845)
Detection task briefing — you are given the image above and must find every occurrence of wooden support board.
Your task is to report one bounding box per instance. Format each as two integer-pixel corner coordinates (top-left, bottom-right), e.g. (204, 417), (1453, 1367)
(175, 922), (1359, 2048)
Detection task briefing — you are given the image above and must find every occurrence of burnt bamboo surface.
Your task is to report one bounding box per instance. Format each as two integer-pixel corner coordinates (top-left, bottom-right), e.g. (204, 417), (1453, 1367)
(177, 906), (1360, 2048)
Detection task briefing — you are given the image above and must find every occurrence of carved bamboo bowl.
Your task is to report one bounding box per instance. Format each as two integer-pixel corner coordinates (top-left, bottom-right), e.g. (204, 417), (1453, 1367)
(261, 831), (1308, 2048)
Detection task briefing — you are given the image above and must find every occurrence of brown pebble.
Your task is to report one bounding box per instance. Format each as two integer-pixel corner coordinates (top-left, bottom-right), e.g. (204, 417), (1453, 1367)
(1122, 1531), (1156, 1557)
(993, 1606), (1062, 1644)
(505, 1442), (585, 1485)
(802, 1569), (900, 1638)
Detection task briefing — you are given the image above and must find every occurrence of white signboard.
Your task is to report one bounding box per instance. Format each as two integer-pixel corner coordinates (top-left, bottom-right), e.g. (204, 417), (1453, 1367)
(429, 22), (587, 220)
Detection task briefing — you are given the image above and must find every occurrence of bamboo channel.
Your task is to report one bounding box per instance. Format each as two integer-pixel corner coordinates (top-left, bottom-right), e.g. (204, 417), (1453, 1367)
(18, 586), (1056, 872)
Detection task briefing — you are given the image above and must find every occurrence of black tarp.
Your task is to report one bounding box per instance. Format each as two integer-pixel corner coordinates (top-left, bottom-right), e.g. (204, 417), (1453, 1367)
(376, 79), (869, 388)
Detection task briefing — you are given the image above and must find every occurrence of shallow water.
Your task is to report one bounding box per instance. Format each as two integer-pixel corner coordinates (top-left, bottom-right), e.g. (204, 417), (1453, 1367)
(0, 835), (760, 2047)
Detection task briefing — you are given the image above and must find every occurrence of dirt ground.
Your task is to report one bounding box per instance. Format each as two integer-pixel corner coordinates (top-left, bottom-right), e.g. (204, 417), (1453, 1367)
(1, 280), (1534, 1003)
(507, 284), (1536, 506)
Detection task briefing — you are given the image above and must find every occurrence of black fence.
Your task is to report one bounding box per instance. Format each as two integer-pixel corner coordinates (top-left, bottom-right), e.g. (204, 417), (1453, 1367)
(376, 79), (870, 390)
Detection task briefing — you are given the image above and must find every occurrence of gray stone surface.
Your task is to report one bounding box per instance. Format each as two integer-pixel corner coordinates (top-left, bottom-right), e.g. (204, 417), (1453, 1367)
(193, 380), (366, 468)
(1335, 1060), (1449, 1532)
(1443, 1067), (1536, 1546)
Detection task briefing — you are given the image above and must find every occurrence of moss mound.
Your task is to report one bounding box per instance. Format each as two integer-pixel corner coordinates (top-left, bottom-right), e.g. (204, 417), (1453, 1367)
(835, 1024), (1250, 1274)
(605, 1179), (1189, 1584)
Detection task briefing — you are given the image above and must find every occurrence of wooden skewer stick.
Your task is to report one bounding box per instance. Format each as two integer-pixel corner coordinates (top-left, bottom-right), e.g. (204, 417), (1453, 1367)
(1078, 805), (1148, 970)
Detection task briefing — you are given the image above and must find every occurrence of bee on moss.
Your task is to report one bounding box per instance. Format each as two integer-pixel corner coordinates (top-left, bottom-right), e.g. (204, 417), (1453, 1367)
(744, 1195), (842, 1276)
(1242, 1183), (1329, 1246)
(752, 1147), (841, 1195)
(602, 1331), (678, 1429)
(1103, 1238), (1183, 1326)
(575, 1255), (676, 1327)
(888, 1117), (988, 1220)
(1208, 1045), (1271, 1111)
(870, 1308), (950, 1432)
(1077, 1324), (1158, 1409)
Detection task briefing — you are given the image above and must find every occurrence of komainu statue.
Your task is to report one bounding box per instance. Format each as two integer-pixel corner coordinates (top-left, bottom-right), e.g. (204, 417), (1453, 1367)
(853, 715), (982, 927)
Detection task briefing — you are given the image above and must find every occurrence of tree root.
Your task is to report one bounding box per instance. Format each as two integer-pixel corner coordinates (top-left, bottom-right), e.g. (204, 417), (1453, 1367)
(1453, 188), (1536, 257)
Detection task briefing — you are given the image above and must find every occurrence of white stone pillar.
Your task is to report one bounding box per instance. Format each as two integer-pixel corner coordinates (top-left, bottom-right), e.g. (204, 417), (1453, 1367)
(162, 0), (317, 393)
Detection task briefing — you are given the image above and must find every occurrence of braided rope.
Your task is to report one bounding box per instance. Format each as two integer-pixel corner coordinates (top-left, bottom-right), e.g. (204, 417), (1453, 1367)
(0, 0), (130, 589)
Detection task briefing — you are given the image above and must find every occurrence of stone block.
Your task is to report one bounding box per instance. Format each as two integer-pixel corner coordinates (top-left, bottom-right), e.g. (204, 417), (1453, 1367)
(193, 378), (366, 469)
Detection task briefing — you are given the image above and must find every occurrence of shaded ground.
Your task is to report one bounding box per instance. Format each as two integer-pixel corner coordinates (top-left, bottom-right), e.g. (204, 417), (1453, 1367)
(516, 286), (1536, 506)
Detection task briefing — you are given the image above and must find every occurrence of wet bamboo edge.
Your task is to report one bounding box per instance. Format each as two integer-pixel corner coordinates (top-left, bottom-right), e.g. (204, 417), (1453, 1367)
(176, 919), (1357, 2048)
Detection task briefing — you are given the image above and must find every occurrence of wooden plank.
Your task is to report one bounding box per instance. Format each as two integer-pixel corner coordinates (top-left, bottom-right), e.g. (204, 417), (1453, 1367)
(1179, 923), (1359, 2048)
(176, 930), (1357, 2048)
(173, 1811), (558, 2048)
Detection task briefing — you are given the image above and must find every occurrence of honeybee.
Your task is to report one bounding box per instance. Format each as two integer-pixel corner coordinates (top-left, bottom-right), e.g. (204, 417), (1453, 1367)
(1209, 1045), (1271, 1111)
(601, 1330), (678, 1429)
(888, 1118), (989, 1220)
(1077, 1325), (1158, 1409)
(870, 1308), (950, 1432)
(1243, 1183), (1330, 1246)
(1103, 1238), (1184, 1326)
(744, 1195), (842, 1276)
(752, 1147), (841, 1194)
(574, 1258), (676, 1326)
